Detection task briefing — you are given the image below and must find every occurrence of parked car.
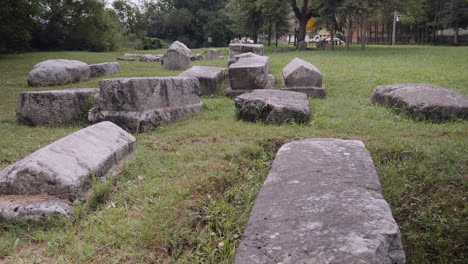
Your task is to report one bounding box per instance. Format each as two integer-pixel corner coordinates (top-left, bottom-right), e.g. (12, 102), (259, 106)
(324, 37), (345, 45)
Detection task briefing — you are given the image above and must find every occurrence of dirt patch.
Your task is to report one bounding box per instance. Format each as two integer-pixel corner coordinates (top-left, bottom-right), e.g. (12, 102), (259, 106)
(0, 194), (62, 205)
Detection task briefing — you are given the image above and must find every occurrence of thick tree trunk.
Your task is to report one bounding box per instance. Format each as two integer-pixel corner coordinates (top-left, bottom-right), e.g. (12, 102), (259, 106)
(361, 14), (368, 49)
(346, 15), (352, 51)
(298, 17), (308, 42)
(454, 25), (459, 45)
(268, 25), (272, 46)
(331, 21), (335, 50)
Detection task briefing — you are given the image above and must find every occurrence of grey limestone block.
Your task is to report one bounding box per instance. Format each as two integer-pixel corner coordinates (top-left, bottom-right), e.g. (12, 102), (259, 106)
(228, 55), (270, 91)
(89, 77), (203, 132)
(235, 138), (406, 264)
(89, 62), (121, 78)
(162, 41), (191, 70)
(372, 83), (468, 121)
(235, 89), (310, 124)
(0, 195), (72, 221)
(282, 58), (326, 98)
(205, 49), (220, 60)
(140, 54), (163, 62)
(16, 88), (99, 126)
(179, 66), (227, 96)
(27, 59), (91, 87)
(228, 43), (264, 62)
(0, 121), (136, 201)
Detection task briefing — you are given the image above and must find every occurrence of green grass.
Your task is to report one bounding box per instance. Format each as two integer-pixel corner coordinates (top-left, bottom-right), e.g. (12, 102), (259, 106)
(0, 44), (467, 263)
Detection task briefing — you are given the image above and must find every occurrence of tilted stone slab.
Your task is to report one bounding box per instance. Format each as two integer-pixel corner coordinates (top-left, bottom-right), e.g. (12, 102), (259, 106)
(89, 62), (121, 78)
(27, 59), (91, 86)
(235, 90), (310, 124)
(0, 195), (72, 221)
(235, 138), (406, 264)
(16, 88), (99, 126)
(205, 49), (220, 60)
(228, 44), (264, 63)
(283, 58), (326, 98)
(162, 41), (191, 70)
(372, 83), (468, 121)
(140, 54), (163, 62)
(89, 77), (202, 132)
(228, 55), (269, 92)
(0, 121), (136, 200)
(179, 66), (227, 96)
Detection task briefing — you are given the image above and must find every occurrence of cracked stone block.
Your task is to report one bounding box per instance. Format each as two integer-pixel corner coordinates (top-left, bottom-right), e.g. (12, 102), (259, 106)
(235, 138), (406, 264)
(282, 58), (326, 98)
(226, 55), (270, 97)
(162, 41), (191, 70)
(372, 83), (468, 121)
(140, 54), (163, 62)
(235, 89), (310, 124)
(0, 195), (72, 221)
(88, 77), (203, 132)
(205, 49), (220, 60)
(0, 121), (136, 201)
(179, 66), (227, 96)
(89, 62), (121, 78)
(228, 44), (264, 64)
(27, 59), (90, 86)
(16, 88), (99, 126)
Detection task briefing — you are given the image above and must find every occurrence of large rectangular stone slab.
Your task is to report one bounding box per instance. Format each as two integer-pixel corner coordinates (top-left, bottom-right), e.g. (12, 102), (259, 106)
(179, 66), (227, 96)
(228, 55), (269, 91)
(89, 62), (121, 77)
(235, 138), (405, 264)
(88, 77), (203, 132)
(0, 121), (136, 200)
(16, 88), (99, 125)
(228, 44), (264, 61)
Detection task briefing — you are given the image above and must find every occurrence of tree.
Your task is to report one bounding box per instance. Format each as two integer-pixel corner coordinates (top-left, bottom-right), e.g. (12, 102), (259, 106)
(260, 0), (291, 46)
(441, 0), (468, 45)
(290, 0), (319, 44)
(226, 0), (263, 43)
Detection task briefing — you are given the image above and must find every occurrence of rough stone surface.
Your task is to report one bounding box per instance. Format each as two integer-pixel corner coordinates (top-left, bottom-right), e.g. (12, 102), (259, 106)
(140, 54), (163, 62)
(0, 195), (72, 221)
(179, 66), (227, 96)
(89, 62), (121, 78)
(235, 138), (406, 264)
(190, 54), (203, 61)
(0, 121), (136, 200)
(228, 55), (269, 91)
(228, 52), (264, 66)
(162, 41), (191, 70)
(89, 77), (203, 132)
(16, 88), (99, 126)
(372, 83), (468, 121)
(205, 49), (220, 60)
(235, 89), (310, 124)
(297, 40), (307, 50)
(117, 57), (135, 61)
(228, 44), (264, 62)
(123, 53), (142, 57)
(283, 58), (326, 98)
(27, 59), (91, 87)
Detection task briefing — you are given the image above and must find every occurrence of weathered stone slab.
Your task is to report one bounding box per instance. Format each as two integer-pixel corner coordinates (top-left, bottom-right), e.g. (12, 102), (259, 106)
(228, 55), (269, 91)
(228, 44), (264, 62)
(162, 41), (191, 70)
(228, 52), (263, 66)
(235, 138), (406, 264)
(205, 49), (220, 60)
(226, 74), (276, 98)
(117, 57), (135, 61)
(89, 62), (121, 78)
(0, 121), (136, 200)
(372, 83), (468, 121)
(123, 53), (142, 57)
(283, 58), (326, 98)
(297, 40), (307, 50)
(190, 54), (203, 61)
(179, 66), (227, 96)
(235, 89), (310, 124)
(16, 88), (99, 126)
(0, 195), (72, 221)
(27, 59), (90, 87)
(140, 54), (163, 62)
(89, 77), (202, 132)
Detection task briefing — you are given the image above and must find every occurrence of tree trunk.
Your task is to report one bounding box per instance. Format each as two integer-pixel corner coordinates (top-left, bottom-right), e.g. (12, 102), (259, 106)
(361, 13), (368, 50)
(268, 25), (272, 46)
(346, 15), (352, 51)
(276, 33), (278, 47)
(454, 24), (459, 45)
(331, 20), (335, 50)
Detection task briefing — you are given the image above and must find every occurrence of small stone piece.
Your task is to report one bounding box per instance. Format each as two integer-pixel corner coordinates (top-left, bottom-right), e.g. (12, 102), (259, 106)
(235, 89), (310, 124)
(89, 77), (203, 132)
(0, 121), (136, 201)
(372, 84), (468, 121)
(117, 57), (135, 61)
(235, 138), (406, 264)
(16, 88), (99, 125)
(179, 66), (227, 96)
(228, 44), (264, 63)
(205, 49), (220, 60)
(0, 195), (72, 221)
(227, 55), (270, 97)
(283, 58), (326, 98)
(190, 54), (203, 61)
(123, 53), (142, 57)
(27, 59), (90, 86)
(162, 41), (191, 70)
(89, 62), (121, 78)
(140, 54), (163, 62)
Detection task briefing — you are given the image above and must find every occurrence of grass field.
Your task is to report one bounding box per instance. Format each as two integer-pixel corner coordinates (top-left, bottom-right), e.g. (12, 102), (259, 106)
(0, 44), (467, 263)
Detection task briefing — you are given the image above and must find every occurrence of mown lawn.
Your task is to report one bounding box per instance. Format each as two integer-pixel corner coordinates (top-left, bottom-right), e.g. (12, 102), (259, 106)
(0, 44), (466, 263)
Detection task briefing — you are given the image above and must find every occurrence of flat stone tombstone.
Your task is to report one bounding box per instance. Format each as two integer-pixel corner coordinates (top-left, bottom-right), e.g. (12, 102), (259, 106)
(27, 59), (91, 86)
(228, 44), (264, 63)
(227, 55), (270, 96)
(179, 66), (227, 96)
(372, 84), (468, 121)
(88, 77), (203, 132)
(235, 138), (406, 264)
(162, 41), (191, 70)
(140, 54), (163, 62)
(16, 88), (99, 126)
(0, 195), (72, 221)
(283, 58), (326, 98)
(235, 90), (310, 124)
(205, 49), (220, 60)
(0, 121), (136, 201)
(89, 62), (121, 77)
